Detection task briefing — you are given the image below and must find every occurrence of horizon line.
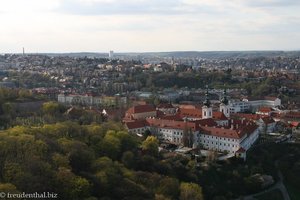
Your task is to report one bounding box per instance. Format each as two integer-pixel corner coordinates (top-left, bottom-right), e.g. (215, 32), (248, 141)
(1, 49), (300, 54)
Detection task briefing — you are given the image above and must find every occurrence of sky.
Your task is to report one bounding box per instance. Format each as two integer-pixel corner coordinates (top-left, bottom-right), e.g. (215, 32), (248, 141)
(0, 0), (300, 53)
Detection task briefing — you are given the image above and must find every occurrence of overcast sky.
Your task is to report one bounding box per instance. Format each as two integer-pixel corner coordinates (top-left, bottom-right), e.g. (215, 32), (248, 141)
(0, 0), (299, 53)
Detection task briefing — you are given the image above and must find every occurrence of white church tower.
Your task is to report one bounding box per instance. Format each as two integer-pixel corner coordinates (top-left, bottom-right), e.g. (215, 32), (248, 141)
(202, 86), (212, 119)
(220, 88), (230, 118)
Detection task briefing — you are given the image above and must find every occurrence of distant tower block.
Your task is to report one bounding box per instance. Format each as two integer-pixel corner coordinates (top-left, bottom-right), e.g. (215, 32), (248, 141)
(23, 47), (25, 56)
(109, 50), (114, 59)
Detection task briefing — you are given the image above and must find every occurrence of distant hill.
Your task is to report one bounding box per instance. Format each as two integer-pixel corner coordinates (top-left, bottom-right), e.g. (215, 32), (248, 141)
(43, 52), (108, 58)
(42, 51), (300, 59)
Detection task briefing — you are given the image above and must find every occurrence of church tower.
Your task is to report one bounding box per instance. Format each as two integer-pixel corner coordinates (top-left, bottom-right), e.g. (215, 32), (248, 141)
(202, 86), (212, 119)
(220, 88), (230, 118)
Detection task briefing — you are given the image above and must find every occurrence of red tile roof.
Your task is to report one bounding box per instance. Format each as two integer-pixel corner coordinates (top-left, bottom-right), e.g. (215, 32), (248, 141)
(179, 104), (201, 109)
(199, 119), (258, 139)
(178, 108), (202, 118)
(285, 111), (300, 119)
(146, 118), (198, 131)
(199, 126), (244, 139)
(162, 114), (183, 121)
(258, 107), (273, 113)
(126, 104), (156, 115)
(290, 121), (300, 127)
(125, 120), (147, 129)
(213, 111), (228, 120)
(133, 104), (156, 113)
(264, 96), (278, 101)
(232, 113), (262, 121)
(157, 110), (166, 118)
(194, 118), (217, 127)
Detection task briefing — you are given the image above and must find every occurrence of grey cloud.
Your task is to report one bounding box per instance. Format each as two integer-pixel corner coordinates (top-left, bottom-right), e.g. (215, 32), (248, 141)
(242, 0), (300, 7)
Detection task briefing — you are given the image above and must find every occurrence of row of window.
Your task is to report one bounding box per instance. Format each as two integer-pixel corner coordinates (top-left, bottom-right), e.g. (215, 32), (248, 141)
(132, 128), (145, 133)
(202, 135), (236, 142)
(201, 140), (238, 147)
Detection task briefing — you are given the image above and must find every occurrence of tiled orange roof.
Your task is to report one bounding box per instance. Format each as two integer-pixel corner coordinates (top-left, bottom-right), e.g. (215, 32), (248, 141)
(199, 117), (258, 139)
(162, 114), (183, 121)
(258, 107), (273, 113)
(232, 113), (262, 121)
(133, 104), (156, 113)
(285, 111), (300, 119)
(126, 104), (156, 115)
(179, 108), (202, 118)
(264, 96), (278, 101)
(199, 126), (243, 139)
(194, 118), (217, 127)
(125, 120), (147, 129)
(213, 111), (228, 120)
(146, 118), (197, 131)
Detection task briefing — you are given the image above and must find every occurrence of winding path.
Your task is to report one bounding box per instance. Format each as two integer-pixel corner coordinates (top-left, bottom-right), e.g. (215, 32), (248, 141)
(239, 160), (291, 200)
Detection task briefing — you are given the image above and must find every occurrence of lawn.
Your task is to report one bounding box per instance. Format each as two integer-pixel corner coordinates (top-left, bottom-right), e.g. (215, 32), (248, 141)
(254, 189), (284, 200)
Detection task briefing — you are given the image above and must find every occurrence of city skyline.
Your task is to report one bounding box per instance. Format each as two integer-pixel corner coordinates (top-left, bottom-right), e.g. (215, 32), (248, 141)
(1, 0), (300, 53)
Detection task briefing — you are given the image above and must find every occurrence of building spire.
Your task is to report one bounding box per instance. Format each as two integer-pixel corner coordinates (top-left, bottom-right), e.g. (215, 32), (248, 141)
(221, 88), (229, 105)
(203, 85), (211, 107)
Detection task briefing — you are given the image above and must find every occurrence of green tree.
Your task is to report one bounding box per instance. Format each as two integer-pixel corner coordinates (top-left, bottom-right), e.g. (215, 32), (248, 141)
(142, 136), (159, 157)
(121, 151), (136, 169)
(52, 153), (70, 169)
(99, 131), (121, 160)
(68, 146), (95, 173)
(180, 182), (203, 200)
(42, 101), (64, 116)
(2, 102), (16, 116)
(56, 167), (91, 200)
(156, 177), (180, 199)
(0, 183), (20, 193)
